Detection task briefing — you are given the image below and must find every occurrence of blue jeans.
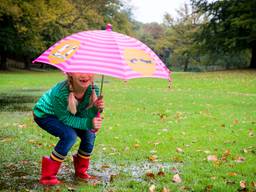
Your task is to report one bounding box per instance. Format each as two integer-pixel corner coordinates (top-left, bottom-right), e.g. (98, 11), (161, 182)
(34, 115), (96, 157)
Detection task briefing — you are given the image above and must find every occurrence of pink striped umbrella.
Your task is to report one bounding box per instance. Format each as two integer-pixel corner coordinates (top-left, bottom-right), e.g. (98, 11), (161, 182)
(33, 24), (171, 84)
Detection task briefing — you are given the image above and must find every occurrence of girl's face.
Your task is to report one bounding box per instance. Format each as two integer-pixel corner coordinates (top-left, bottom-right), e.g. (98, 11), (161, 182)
(69, 73), (94, 90)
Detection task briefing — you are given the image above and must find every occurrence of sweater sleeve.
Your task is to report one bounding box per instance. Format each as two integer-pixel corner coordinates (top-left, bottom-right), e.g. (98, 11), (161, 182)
(53, 95), (93, 130)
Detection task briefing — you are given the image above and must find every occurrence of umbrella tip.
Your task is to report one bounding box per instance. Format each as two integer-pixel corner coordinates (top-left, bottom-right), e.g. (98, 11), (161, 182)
(106, 23), (112, 31)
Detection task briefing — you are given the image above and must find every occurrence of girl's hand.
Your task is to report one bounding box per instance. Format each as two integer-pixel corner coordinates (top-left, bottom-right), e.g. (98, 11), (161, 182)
(92, 117), (102, 132)
(94, 96), (104, 111)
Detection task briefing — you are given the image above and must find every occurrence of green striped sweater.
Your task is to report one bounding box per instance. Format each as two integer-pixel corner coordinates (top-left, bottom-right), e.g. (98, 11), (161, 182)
(33, 80), (99, 130)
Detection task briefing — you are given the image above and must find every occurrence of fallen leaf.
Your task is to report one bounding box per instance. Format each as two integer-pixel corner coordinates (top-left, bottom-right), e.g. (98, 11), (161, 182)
(157, 170), (165, 176)
(234, 156), (245, 163)
(233, 119), (239, 125)
(18, 124), (27, 128)
(248, 129), (254, 137)
(146, 172), (155, 179)
(159, 113), (167, 120)
(171, 167), (179, 174)
(242, 148), (248, 153)
(227, 172), (237, 176)
(204, 150), (211, 154)
(176, 147), (184, 153)
(207, 155), (218, 161)
(251, 181), (256, 188)
(221, 150), (230, 162)
(110, 174), (118, 183)
(172, 174), (182, 183)
(240, 181), (246, 189)
(134, 143), (140, 148)
(223, 149), (231, 157)
(101, 164), (110, 169)
(161, 187), (170, 192)
(149, 184), (156, 192)
(148, 155), (158, 162)
(172, 156), (183, 163)
(179, 186), (191, 191)
(204, 185), (213, 191)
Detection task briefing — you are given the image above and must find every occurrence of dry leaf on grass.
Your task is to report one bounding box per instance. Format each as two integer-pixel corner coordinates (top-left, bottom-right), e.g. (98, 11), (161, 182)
(18, 124), (27, 128)
(234, 156), (245, 163)
(172, 174), (182, 183)
(221, 149), (231, 161)
(242, 148), (248, 153)
(233, 119), (239, 125)
(110, 174), (119, 183)
(133, 143), (140, 148)
(157, 170), (165, 176)
(240, 180), (246, 189)
(176, 147), (184, 153)
(146, 172), (155, 179)
(207, 155), (218, 161)
(248, 129), (254, 137)
(204, 185), (213, 191)
(171, 167), (179, 174)
(227, 172), (237, 176)
(149, 184), (156, 192)
(101, 164), (110, 169)
(161, 187), (170, 192)
(148, 155), (158, 162)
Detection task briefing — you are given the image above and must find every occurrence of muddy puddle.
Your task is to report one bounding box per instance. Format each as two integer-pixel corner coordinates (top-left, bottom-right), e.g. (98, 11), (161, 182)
(0, 160), (181, 191)
(59, 161), (181, 186)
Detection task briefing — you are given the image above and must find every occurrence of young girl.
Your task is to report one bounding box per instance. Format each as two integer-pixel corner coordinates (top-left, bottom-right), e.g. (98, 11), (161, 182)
(33, 73), (104, 185)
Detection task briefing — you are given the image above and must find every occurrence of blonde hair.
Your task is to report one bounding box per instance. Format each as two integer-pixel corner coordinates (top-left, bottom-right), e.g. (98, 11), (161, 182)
(67, 75), (97, 115)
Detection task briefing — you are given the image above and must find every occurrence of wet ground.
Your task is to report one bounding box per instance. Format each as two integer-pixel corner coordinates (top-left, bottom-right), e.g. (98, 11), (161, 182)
(0, 160), (180, 191)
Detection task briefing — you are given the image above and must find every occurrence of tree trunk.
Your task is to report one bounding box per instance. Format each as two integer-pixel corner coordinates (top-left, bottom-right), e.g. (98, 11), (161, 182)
(249, 44), (256, 69)
(23, 56), (31, 70)
(0, 52), (8, 70)
(184, 57), (189, 72)
(184, 62), (188, 71)
(40, 63), (46, 69)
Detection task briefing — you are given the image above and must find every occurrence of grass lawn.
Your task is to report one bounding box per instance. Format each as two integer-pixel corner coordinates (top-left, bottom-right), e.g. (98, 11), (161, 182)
(0, 69), (255, 192)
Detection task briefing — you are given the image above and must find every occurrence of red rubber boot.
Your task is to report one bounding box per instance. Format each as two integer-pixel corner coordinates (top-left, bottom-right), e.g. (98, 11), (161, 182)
(73, 154), (93, 179)
(39, 156), (62, 185)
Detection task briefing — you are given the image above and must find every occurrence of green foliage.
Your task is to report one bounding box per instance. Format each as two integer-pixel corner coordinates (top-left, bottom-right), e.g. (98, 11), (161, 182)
(192, 0), (256, 68)
(0, 0), (134, 69)
(192, 0), (256, 50)
(160, 4), (203, 71)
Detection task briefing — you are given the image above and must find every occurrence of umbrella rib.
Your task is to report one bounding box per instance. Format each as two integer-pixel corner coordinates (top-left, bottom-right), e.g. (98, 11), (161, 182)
(111, 32), (127, 80)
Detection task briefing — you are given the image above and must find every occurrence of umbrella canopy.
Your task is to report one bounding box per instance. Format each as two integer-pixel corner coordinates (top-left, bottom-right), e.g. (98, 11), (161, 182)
(33, 24), (171, 81)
